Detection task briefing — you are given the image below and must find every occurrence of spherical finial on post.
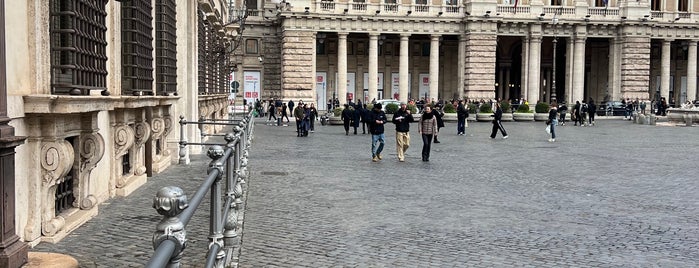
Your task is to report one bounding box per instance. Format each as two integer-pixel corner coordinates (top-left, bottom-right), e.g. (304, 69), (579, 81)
(207, 145), (225, 160)
(153, 186), (189, 217)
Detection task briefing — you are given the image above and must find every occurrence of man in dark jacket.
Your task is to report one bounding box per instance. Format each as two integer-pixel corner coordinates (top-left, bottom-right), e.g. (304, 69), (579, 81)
(392, 102), (414, 162)
(370, 103), (388, 162)
(341, 104), (353, 135)
(456, 100), (468, 135)
(490, 102), (508, 139)
(431, 106), (445, 143)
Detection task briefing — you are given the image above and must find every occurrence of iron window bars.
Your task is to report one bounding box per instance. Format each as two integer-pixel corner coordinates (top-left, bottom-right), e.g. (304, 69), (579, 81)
(156, 0), (178, 95)
(122, 0), (154, 96)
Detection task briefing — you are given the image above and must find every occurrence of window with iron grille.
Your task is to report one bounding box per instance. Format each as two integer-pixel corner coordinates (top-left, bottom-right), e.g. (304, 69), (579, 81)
(198, 10), (207, 94)
(122, 0), (154, 96)
(156, 0), (178, 95)
(49, 0), (108, 95)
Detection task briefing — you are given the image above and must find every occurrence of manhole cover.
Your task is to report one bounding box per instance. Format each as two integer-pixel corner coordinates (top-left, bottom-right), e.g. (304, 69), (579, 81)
(260, 171), (289, 176)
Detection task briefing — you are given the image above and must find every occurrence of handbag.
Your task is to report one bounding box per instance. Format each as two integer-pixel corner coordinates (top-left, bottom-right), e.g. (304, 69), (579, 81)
(545, 125), (551, 134)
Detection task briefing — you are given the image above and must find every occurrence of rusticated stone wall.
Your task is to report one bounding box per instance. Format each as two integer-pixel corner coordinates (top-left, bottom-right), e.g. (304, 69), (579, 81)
(464, 33), (497, 100)
(621, 36), (651, 100)
(281, 30), (315, 102)
(263, 31), (282, 96)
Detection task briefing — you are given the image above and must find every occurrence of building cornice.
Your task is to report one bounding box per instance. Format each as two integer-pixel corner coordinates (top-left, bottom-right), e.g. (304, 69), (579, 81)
(23, 95), (180, 114)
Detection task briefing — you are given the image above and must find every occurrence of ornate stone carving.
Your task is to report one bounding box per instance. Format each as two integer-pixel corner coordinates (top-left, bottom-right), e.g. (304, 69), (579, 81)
(114, 124), (135, 157)
(133, 121), (151, 147)
(40, 140), (75, 186)
(41, 214), (65, 236)
(77, 132), (105, 210)
(151, 118), (165, 139)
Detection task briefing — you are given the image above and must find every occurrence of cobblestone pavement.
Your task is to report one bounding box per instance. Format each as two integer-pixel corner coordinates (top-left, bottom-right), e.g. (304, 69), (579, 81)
(239, 118), (699, 267)
(33, 118), (699, 267)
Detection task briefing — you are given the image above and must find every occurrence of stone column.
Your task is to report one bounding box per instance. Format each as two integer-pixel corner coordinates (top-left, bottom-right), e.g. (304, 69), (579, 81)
(0, 0), (28, 265)
(572, 36), (586, 103)
(368, 33), (379, 102)
(521, 36), (530, 101)
(608, 37), (622, 101)
(546, 68), (552, 103)
(686, 40), (697, 102)
(429, 34), (441, 102)
(527, 35), (542, 106)
(458, 34), (466, 99)
(504, 68), (511, 101)
(337, 32), (348, 106)
(660, 39), (672, 101)
(399, 34), (410, 103)
(566, 38), (575, 104)
(496, 68), (503, 99)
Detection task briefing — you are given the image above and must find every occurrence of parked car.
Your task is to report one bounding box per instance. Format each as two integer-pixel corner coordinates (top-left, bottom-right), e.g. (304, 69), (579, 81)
(597, 101), (626, 116)
(374, 99), (401, 113)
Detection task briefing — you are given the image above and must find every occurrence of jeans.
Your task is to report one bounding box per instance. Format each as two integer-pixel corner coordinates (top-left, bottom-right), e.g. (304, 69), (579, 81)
(550, 119), (557, 139)
(457, 118), (466, 134)
(421, 134), (433, 160)
(372, 133), (385, 157)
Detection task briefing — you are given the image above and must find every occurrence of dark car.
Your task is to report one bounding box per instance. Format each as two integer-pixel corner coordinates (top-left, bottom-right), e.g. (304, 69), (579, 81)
(597, 101), (626, 116)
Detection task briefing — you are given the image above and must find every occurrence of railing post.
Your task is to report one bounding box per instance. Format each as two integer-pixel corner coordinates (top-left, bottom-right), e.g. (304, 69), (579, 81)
(223, 132), (239, 248)
(206, 146), (225, 266)
(178, 115), (189, 165)
(152, 186), (189, 268)
(199, 115), (206, 151)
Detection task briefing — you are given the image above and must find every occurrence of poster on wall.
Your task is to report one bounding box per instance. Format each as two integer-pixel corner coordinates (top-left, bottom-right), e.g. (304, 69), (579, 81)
(243, 71), (261, 104)
(419, 73), (430, 100)
(316, 72), (327, 110)
(390, 72), (411, 100)
(334, 72), (356, 102)
(363, 72), (384, 101)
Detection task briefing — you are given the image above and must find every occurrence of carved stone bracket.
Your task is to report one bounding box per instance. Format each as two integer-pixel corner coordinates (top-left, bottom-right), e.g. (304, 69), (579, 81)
(77, 132), (105, 210)
(151, 118), (165, 140)
(133, 121), (151, 148)
(114, 124), (135, 157)
(40, 140), (75, 186)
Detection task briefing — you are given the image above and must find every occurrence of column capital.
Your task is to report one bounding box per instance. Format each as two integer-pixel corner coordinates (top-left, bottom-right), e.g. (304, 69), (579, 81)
(400, 33), (411, 38)
(430, 34), (442, 40)
(688, 40), (699, 46)
(337, 32), (349, 38)
(662, 39), (674, 44)
(368, 32), (380, 38)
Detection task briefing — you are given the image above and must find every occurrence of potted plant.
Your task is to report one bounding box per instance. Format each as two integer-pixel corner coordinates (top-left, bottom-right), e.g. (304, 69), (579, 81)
(467, 103), (478, 121)
(513, 103), (534, 121)
(476, 103), (494, 122)
(441, 102), (457, 122)
(500, 100), (513, 121)
(385, 103), (399, 114)
(329, 107), (345, 125)
(534, 102), (550, 121)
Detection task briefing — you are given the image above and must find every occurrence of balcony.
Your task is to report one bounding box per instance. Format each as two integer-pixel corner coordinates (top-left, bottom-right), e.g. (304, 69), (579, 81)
(312, 2), (466, 18)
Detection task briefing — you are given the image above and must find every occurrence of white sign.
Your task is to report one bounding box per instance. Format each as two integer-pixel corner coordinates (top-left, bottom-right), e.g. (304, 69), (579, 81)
(243, 71), (260, 104)
(419, 73), (430, 100)
(391, 72), (411, 100)
(363, 72), (384, 90)
(316, 72), (327, 110)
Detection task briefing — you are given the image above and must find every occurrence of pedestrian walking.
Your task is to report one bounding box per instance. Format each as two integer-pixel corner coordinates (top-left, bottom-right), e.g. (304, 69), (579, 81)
(573, 101), (582, 126)
(587, 99), (596, 126)
(369, 103), (387, 162)
(267, 102), (277, 123)
(360, 104), (369, 134)
(558, 102), (568, 126)
(418, 106), (438, 161)
(456, 100), (468, 135)
(547, 102), (558, 142)
(288, 100), (295, 117)
(432, 105), (445, 143)
(341, 104), (353, 135)
(308, 103), (318, 132)
(281, 103), (290, 123)
(489, 102), (509, 139)
(392, 102), (414, 162)
(352, 104), (361, 135)
(293, 104), (305, 137)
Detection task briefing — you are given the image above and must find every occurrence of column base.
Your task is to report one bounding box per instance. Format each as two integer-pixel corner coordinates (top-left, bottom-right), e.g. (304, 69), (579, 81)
(0, 235), (29, 268)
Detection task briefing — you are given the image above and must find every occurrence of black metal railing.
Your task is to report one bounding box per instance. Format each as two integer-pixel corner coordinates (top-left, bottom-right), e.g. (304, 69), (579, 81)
(146, 110), (254, 268)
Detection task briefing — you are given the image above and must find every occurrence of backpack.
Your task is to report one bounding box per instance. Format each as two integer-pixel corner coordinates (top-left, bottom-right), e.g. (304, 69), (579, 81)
(581, 104), (588, 113)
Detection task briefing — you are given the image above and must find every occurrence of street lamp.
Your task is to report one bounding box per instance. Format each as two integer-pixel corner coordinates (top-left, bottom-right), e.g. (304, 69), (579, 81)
(550, 17), (559, 103)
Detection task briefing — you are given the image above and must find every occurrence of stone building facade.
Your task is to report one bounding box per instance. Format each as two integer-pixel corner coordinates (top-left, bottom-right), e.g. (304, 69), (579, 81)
(2, 0), (238, 261)
(238, 0), (699, 109)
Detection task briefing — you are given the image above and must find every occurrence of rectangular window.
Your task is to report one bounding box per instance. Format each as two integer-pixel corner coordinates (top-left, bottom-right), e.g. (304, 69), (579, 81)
(422, 42), (430, 56)
(415, 0), (427, 4)
(385, 0), (397, 3)
(246, 39), (259, 54)
(122, 0), (154, 96)
(446, 0), (458, 5)
(198, 11), (207, 94)
(651, 0), (661, 11)
(156, 0), (178, 95)
(316, 41), (326, 55)
(348, 41), (355, 55)
(678, 0), (688, 12)
(552, 0), (563, 6)
(50, 0), (109, 95)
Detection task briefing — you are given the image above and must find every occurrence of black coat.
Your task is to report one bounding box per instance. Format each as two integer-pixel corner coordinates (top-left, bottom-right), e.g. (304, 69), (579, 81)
(392, 108), (414, 133)
(432, 109), (445, 128)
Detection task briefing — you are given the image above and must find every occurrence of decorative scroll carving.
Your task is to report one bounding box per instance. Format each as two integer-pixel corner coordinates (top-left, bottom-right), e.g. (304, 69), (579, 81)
(78, 132), (105, 210)
(40, 140), (75, 186)
(133, 121), (151, 147)
(114, 124), (135, 157)
(151, 118), (165, 139)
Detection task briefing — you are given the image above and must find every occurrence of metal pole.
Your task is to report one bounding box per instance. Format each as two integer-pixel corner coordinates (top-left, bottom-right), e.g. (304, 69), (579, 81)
(551, 36), (557, 103)
(178, 115), (189, 164)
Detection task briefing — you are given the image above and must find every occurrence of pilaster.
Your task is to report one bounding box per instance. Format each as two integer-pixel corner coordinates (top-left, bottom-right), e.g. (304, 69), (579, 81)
(660, 39), (672, 101)
(368, 33), (379, 102)
(429, 35), (440, 102)
(687, 40), (698, 102)
(337, 32), (348, 105)
(620, 36), (651, 100)
(464, 32), (497, 100)
(399, 34), (410, 103)
(281, 30), (315, 102)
